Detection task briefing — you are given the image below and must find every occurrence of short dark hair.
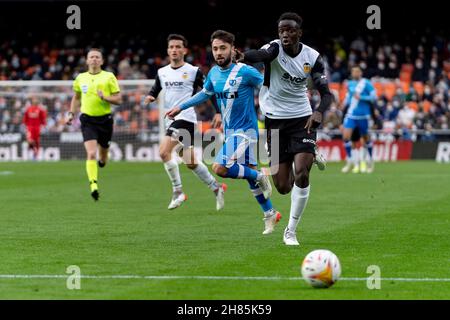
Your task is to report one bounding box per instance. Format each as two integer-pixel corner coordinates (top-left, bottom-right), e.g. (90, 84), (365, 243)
(278, 12), (303, 28)
(210, 30), (235, 45)
(167, 34), (188, 47)
(87, 48), (103, 58)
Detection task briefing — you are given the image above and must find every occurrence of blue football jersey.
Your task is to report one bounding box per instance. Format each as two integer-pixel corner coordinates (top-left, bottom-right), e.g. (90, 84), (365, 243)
(344, 78), (377, 119)
(203, 63), (263, 138)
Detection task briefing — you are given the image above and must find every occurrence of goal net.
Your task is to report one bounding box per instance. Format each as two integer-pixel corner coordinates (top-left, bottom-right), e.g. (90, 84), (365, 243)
(0, 79), (164, 161)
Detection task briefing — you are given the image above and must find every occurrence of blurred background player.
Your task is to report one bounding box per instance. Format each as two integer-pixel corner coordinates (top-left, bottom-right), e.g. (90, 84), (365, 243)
(23, 96), (47, 160)
(341, 126), (364, 173)
(341, 66), (377, 173)
(144, 34), (226, 211)
(167, 30), (281, 235)
(236, 12), (333, 245)
(66, 48), (122, 201)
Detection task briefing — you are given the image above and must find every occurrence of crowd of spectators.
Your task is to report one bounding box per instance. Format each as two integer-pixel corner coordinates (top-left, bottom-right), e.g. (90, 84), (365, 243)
(0, 31), (449, 140)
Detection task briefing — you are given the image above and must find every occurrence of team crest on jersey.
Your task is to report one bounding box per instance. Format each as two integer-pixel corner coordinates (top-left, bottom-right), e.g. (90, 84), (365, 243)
(81, 84), (88, 94)
(303, 63), (311, 74)
(182, 72), (189, 79)
(229, 79), (237, 86)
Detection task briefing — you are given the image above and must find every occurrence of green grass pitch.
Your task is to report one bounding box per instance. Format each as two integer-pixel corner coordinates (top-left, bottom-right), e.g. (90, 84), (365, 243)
(0, 161), (449, 299)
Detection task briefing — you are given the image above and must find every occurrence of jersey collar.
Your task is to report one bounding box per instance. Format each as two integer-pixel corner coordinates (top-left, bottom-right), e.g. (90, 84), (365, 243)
(170, 63), (186, 70)
(218, 62), (236, 72)
(283, 42), (303, 58)
(88, 70), (103, 75)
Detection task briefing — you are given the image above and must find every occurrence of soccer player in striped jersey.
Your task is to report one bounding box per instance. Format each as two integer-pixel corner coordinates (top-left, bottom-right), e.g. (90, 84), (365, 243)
(144, 34), (226, 211)
(166, 30), (282, 235)
(235, 12), (333, 245)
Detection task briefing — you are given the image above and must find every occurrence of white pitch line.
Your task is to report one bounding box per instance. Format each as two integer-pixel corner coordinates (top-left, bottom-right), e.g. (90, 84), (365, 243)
(0, 275), (449, 282)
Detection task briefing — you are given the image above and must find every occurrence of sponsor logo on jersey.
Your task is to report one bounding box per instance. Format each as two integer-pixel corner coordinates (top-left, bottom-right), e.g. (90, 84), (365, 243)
(215, 91), (239, 99)
(281, 72), (306, 84)
(303, 63), (311, 73)
(165, 81), (184, 87)
(302, 138), (316, 145)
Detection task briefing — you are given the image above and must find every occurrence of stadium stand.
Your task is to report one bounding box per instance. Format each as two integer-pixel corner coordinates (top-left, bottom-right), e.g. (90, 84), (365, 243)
(0, 32), (448, 140)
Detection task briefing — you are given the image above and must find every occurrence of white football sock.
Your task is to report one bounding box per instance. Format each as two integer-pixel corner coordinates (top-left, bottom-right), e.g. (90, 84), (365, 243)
(287, 184), (310, 233)
(346, 152), (353, 165)
(360, 147), (366, 162)
(352, 148), (359, 166)
(192, 161), (219, 191)
(164, 159), (182, 193)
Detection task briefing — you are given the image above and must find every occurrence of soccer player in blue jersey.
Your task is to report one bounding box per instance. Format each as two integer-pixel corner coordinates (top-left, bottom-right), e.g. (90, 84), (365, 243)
(166, 30), (282, 235)
(341, 66), (377, 173)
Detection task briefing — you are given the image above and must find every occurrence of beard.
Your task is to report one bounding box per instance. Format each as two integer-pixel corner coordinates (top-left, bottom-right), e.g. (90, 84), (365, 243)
(216, 55), (232, 68)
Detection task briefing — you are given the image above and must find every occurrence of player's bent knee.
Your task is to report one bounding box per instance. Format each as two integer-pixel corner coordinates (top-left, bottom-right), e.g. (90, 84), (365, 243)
(212, 163), (227, 177)
(294, 167), (310, 187)
(159, 150), (171, 162)
(276, 185), (292, 195)
(343, 131), (352, 141)
(274, 181), (292, 195)
(186, 163), (197, 170)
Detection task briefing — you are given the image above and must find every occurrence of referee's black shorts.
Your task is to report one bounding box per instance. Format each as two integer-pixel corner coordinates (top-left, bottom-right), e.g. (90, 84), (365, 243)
(80, 113), (113, 148)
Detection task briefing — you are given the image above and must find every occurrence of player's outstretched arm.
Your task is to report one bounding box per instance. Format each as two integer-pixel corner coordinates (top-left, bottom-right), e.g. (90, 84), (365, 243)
(165, 106), (181, 119)
(236, 42), (279, 63)
(234, 49), (245, 62)
(166, 90), (213, 119)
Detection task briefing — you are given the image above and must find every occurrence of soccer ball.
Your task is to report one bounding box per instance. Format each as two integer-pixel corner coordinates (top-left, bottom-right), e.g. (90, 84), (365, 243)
(301, 249), (341, 288)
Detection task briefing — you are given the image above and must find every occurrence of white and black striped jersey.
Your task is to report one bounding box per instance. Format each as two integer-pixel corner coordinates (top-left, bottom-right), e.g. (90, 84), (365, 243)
(244, 40), (331, 119)
(149, 63), (204, 126)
